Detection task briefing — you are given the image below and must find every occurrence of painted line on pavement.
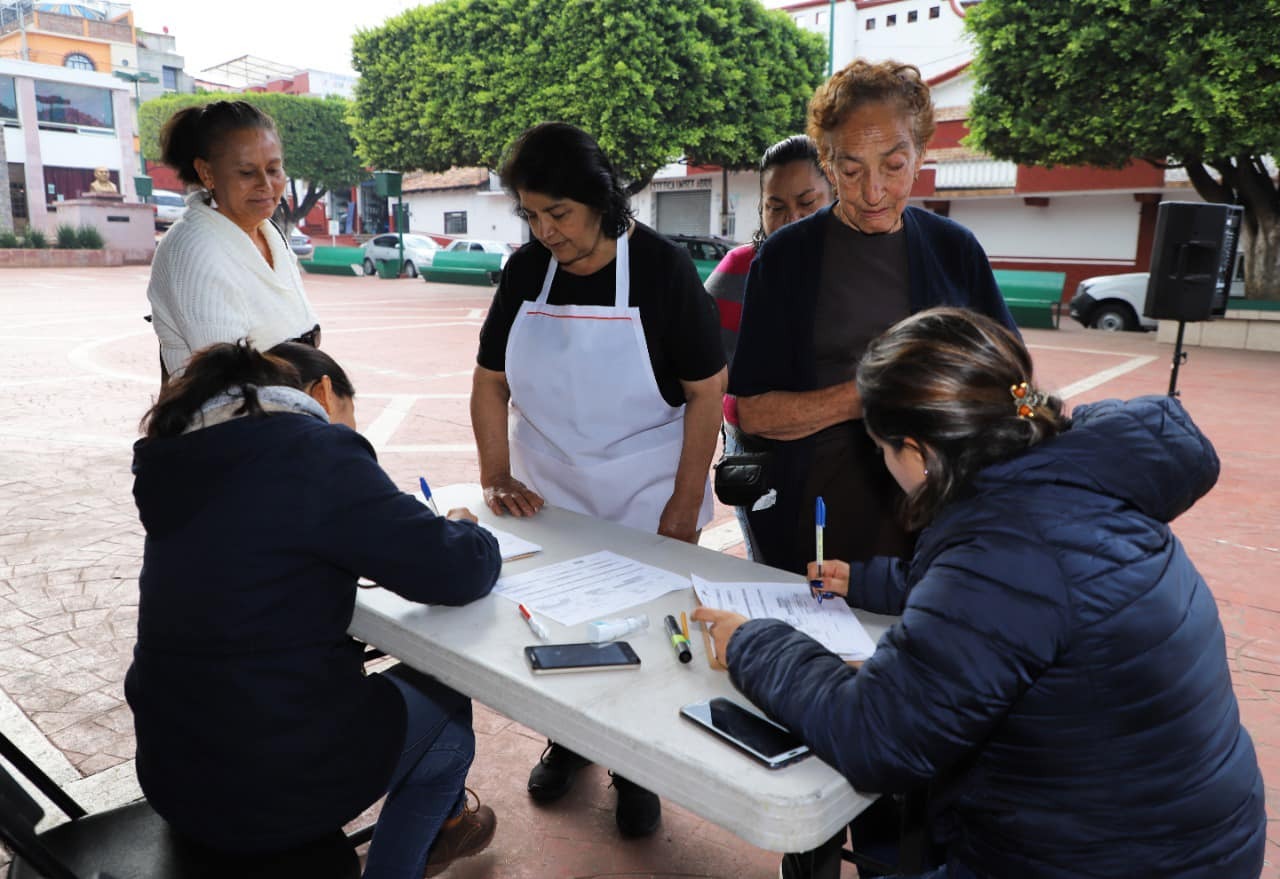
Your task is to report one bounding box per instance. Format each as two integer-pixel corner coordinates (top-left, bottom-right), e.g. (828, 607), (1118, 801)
(0, 374), (100, 389)
(66, 329), (156, 385)
(1027, 342), (1146, 357)
(1211, 538), (1280, 554)
(360, 392), (469, 400)
(4, 313), (142, 331)
(1055, 355), (1158, 400)
(323, 321), (484, 335)
(363, 395), (417, 449)
(0, 690), (141, 828)
(0, 336), (98, 343)
(0, 427), (134, 449)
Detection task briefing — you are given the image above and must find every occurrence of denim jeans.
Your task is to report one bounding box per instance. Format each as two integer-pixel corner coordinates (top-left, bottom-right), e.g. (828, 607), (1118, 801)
(362, 665), (475, 879)
(722, 421), (758, 560)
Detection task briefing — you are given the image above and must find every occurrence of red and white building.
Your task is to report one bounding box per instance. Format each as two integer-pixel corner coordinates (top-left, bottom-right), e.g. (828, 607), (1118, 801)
(757, 0), (1204, 295)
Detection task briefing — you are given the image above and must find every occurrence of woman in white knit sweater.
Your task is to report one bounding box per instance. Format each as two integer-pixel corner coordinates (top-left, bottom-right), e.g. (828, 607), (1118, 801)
(148, 101), (320, 380)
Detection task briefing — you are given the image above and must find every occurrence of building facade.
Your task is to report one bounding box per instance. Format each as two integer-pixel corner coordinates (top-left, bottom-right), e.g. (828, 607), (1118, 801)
(0, 1), (201, 232)
(760, 0), (1206, 295)
(1, 57), (137, 232)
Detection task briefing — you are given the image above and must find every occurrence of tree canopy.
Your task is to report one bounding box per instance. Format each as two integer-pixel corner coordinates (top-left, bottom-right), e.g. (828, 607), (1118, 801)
(349, 0), (826, 191)
(965, 0), (1280, 298)
(138, 92), (366, 231)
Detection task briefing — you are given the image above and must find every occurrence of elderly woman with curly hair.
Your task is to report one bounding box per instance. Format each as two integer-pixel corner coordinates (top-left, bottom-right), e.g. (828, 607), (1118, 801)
(729, 60), (1018, 578)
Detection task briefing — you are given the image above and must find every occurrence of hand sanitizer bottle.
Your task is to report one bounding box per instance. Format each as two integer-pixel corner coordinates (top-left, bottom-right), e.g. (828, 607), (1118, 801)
(586, 614), (650, 643)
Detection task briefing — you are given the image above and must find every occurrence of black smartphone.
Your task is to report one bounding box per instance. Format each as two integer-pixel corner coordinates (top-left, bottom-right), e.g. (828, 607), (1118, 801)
(525, 641), (642, 674)
(680, 697), (812, 769)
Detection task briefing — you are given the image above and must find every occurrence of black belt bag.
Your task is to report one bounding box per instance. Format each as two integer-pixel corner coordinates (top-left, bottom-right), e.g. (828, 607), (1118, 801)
(713, 452), (772, 507)
(713, 429), (775, 507)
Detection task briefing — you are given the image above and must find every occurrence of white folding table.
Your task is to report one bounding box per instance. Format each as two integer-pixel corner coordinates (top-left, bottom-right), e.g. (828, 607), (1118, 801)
(349, 484), (896, 853)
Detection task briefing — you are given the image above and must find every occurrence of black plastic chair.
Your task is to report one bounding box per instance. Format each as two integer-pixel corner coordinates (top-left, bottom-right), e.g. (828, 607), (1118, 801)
(0, 732), (369, 879)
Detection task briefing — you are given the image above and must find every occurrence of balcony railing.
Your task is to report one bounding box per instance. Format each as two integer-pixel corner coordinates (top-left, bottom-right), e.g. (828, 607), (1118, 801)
(935, 159), (1018, 190)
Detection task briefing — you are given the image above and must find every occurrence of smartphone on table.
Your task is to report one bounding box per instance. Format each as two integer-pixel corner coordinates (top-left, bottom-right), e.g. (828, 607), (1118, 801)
(525, 641), (641, 674)
(680, 697), (812, 769)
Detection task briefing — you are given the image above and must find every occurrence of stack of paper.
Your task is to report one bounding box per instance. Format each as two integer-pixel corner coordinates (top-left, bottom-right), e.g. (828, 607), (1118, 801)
(691, 575), (876, 661)
(478, 523), (542, 562)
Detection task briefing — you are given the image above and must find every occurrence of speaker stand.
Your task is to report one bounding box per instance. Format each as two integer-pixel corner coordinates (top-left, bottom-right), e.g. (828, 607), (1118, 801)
(1168, 320), (1189, 397)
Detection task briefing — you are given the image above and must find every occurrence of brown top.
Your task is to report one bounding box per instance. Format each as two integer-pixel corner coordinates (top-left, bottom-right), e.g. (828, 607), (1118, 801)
(803, 210), (915, 564)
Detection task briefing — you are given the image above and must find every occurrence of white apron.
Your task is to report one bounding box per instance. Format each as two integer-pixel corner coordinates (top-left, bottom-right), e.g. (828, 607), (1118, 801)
(505, 233), (713, 533)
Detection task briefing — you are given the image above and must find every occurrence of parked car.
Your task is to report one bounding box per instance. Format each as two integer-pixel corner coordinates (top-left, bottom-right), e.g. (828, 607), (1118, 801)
(1068, 253), (1246, 332)
(445, 238), (513, 268)
(289, 231), (313, 258)
(362, 233), (441, 277)
(665, 234), (733, 282)
(150, 189), (187, 230)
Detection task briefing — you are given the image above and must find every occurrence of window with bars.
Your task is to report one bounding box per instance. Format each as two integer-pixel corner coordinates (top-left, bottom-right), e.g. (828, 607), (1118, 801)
(444, 211), (467, 234)
(64, 53), (95, 71)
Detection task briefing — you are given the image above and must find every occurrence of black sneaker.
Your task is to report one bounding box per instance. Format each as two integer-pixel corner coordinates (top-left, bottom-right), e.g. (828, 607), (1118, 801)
(609, 772), (661, 837)
(527, 741), (591, 803)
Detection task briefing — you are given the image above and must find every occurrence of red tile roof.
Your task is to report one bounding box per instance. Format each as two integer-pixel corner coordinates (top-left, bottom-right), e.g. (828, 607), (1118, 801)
(401, 167), (491, 193)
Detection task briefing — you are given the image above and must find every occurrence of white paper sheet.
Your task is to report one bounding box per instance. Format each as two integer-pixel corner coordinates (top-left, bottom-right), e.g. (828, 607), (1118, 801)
(413, 494), (541, 561)
(478, 523), (542, 561)
(494, 550), (688, 626)
(691, 575), (877, 661)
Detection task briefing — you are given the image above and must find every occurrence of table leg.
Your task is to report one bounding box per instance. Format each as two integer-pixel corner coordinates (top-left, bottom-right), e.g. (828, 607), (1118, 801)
(780, 827), (846, 879)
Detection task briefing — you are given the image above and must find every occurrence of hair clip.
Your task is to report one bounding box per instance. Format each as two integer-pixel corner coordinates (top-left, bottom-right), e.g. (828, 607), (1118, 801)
(1010, 381), (1046, 419)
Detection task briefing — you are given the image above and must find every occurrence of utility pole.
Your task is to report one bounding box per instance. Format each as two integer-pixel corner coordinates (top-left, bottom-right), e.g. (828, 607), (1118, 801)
(828, 0), (837, 75)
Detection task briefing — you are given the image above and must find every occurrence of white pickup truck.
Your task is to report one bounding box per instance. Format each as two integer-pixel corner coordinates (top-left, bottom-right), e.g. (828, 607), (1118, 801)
(1067, 254), (1246, 331)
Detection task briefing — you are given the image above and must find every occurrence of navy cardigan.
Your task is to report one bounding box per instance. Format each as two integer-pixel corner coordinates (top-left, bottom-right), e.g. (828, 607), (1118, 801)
(727, 397), (1266, 879)
(727, 205), (1019, 572)
(125, 412), (501, 853)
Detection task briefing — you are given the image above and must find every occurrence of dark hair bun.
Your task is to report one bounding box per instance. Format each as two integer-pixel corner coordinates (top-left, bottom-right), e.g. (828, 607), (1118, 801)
(159, 101), (278, 186)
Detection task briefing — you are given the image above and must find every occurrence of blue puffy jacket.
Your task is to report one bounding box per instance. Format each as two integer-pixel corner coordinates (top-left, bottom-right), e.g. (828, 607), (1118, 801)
(727, 396), (1265, 879)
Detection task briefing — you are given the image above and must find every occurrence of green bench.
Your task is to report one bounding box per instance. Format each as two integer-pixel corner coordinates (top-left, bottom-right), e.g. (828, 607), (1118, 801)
(993, 269), (1067, 330)
(422, 250), (503, 286)
(299, 246), (365, 276)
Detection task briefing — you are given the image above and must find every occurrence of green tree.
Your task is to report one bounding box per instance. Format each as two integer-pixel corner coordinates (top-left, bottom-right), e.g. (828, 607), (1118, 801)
(965, 0), (1280, 299)
(350, 0), (825, 192)
(138, 92), (367, 232)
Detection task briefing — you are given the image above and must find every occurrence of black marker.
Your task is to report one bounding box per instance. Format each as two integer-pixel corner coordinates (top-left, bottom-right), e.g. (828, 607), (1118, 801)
(664, 614), (692, 664)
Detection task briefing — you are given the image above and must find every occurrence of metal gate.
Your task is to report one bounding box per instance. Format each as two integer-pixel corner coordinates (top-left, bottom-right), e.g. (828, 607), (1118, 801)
(655, 190), (711, 236)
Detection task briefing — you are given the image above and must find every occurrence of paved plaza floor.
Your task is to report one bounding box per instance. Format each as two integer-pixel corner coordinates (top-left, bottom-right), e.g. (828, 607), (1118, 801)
(0, 266), (1276, 877)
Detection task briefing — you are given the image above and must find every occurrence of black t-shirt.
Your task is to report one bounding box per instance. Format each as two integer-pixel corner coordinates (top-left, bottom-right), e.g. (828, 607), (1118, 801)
(476, 223), (725, 406)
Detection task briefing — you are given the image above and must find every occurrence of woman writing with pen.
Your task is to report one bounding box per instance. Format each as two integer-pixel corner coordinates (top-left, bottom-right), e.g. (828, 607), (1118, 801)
(696, 307), (1265, 879)
(126, 340), (504, 879)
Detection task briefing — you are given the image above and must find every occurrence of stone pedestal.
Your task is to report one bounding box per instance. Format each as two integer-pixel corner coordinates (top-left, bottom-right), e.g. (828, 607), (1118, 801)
(47, 196), (155, 265)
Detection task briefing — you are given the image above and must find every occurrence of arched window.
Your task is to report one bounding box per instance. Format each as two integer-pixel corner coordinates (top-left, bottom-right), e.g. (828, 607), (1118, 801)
(64, 53), (95, 72)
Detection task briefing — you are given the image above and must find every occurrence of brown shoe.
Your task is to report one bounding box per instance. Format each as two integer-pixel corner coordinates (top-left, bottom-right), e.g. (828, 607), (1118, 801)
(424, 788), (496, 877)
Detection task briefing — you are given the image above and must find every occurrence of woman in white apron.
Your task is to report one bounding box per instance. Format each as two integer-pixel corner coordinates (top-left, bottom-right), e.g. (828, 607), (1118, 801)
(470, 122), (726, 837)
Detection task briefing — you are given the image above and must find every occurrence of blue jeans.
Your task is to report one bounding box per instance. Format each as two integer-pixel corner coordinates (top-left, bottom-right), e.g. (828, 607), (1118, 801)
(362, 666), (475, 879)
(722, 421), (758, 560)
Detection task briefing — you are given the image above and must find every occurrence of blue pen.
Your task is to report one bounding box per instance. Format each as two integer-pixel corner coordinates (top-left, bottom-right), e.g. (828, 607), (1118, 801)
(811, 496), (835, 604)
(418, 476), (441, 516)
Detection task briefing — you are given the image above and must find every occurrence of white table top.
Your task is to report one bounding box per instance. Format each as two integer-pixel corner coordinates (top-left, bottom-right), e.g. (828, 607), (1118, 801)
(349, 484), (897, 852)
